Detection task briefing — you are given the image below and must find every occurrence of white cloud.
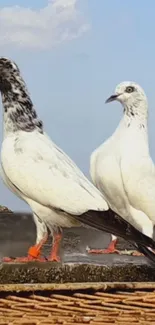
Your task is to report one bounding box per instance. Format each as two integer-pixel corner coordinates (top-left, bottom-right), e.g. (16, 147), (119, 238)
(0, 0), (89, 50)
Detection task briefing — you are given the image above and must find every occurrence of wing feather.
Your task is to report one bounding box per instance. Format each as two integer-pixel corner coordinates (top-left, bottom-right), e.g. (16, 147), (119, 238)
(1, 131), (108, 214)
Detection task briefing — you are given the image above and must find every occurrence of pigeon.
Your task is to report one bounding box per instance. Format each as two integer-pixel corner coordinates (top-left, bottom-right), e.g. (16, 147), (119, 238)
(1, 60), (155, 263)
(89, 81), (155, 255)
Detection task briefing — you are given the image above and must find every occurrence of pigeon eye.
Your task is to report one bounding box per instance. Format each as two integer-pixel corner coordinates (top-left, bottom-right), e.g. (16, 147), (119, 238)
(125, 86), (135, 93)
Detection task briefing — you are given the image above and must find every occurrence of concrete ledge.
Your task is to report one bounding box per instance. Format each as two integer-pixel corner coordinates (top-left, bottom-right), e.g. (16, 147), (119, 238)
(0, 212), (154, 285)
(0, 261), (154, 284)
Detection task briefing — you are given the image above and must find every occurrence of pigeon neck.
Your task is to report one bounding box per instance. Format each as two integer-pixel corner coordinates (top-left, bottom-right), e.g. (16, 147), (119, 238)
(2, 81), (43, 136)
(113, 100), (149, 156)
(122, 100), (148, 129)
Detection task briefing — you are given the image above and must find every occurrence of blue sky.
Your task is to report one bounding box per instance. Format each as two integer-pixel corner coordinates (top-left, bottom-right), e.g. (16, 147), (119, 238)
(0, 0), (155, 210)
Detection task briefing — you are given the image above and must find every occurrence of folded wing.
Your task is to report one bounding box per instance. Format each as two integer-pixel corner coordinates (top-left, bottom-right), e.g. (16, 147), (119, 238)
(1, 131), (108, 215)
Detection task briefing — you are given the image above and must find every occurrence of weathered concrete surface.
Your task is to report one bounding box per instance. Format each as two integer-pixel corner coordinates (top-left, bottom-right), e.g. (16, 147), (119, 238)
(0, 260), (154, 284)
(0, 211), (154, 284)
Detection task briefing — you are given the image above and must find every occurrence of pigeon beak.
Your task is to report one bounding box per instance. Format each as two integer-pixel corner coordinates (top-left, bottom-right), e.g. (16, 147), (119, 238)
(105, 94), (119, 104)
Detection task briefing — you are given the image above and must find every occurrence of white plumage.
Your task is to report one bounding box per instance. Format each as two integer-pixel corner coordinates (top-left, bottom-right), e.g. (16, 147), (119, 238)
(0, 59), (155, 263)
(90, 82), (154, 254)
(1, 131), (108, 225)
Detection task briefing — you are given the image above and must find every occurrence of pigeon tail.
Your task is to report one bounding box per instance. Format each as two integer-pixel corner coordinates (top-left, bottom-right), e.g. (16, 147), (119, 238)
(75, 209), (155, 263)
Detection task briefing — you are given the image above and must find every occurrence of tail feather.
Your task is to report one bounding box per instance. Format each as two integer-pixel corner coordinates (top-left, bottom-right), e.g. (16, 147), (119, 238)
(75, 209), (155, 263)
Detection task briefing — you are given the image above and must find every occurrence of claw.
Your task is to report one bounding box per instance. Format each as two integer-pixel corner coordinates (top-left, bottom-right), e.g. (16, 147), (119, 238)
(87, 239), (120, 255)
(2, 233), (49, 263)
(48, 254), (61, 262)
(2, 255), (46, 262)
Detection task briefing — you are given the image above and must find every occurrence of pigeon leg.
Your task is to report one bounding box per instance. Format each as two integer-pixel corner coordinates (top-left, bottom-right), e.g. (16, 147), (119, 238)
(87, 238), (120, 254)
(3, 233), (48, 262)
(48, 233), (62, 262)
(28, 232), (48, 258)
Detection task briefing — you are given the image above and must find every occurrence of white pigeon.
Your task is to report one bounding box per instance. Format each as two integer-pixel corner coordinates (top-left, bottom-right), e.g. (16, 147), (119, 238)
(0, 59), (155, 263)
(90, 81), (155, 255)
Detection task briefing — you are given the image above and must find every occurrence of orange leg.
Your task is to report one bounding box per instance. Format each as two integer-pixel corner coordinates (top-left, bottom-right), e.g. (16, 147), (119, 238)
(3, 233), (48, 263)
(87, 238), (120, 255)
(48, 233), (62, 262)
